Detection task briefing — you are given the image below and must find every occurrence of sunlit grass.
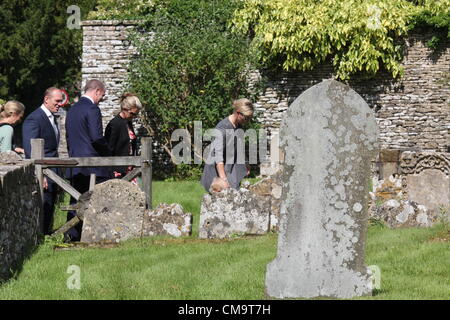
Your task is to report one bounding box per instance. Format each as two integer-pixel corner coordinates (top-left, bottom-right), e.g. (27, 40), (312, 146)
(0, 181), (448, 300)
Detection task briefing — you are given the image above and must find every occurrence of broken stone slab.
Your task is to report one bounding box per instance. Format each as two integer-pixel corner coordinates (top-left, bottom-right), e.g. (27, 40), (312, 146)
(265, 79), (379, 299)
(249, 170), (283, 231)
(142, 203), (192, 237)
(80, 179), (192, 243)
(373, 199), (437, 228)
(198, 170), (282, 239)
(199, 187), (271, 239)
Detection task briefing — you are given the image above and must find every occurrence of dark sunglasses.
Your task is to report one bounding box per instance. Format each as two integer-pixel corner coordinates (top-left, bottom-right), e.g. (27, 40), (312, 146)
(237, 112), (251, 121)
(126, 109), (139, 116)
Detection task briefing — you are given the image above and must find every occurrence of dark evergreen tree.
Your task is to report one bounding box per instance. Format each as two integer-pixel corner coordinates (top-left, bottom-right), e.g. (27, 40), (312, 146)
(0, 0), (97, 110)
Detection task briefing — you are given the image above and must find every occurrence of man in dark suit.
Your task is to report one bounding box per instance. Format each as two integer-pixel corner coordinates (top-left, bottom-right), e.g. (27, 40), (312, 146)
(65, 79), (112, 241)
(23, 87), (63, 235)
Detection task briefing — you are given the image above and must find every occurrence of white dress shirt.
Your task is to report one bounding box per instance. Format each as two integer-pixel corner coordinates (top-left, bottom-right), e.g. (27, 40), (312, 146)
(40, 105), (59, 139)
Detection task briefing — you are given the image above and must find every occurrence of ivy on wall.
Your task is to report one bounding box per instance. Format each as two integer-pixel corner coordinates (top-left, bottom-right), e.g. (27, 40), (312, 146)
(230, 0), (449, 80)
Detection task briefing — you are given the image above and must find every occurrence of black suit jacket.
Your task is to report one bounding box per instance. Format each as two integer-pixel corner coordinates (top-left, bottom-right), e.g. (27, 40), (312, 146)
(65, 97), (111, 178)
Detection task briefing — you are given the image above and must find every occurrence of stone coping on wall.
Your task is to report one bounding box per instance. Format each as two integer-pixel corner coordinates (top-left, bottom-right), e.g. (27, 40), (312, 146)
(81, 20), (141, 26)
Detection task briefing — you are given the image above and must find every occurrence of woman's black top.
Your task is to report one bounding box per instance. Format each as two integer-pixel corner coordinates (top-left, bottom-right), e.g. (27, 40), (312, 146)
(105, 114), (137, 174)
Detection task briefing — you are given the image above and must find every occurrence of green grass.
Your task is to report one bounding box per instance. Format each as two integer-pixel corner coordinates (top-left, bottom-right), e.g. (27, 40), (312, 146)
(0, 180), (448, 300)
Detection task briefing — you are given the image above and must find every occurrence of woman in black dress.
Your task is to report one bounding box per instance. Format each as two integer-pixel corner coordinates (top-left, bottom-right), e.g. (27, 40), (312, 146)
(105, 93), (142, 177)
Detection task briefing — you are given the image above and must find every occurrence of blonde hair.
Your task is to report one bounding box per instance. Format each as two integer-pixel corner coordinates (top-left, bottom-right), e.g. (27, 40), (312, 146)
(0, 100), (25, 119)
(233, 98), (254, 117)
(120, 93), (142, 111)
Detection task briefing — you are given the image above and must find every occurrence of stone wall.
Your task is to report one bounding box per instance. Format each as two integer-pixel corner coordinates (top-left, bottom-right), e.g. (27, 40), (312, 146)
(81, 21), (449, 166)
(254, 35), (449, 152)
(253, 33), (449, 151)
(0, 153), (41, 282)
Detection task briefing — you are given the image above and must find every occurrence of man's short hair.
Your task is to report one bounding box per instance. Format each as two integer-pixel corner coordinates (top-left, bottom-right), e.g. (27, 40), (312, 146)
(44, 87), (61, 98)
(84, 79), (105, 93)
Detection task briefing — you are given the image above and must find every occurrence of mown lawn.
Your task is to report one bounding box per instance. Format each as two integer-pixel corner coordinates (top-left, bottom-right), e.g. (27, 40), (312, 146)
(0, 180), (448, 300)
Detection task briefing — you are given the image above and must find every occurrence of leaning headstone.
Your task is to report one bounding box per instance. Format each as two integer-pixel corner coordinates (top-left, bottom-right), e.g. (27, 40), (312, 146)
(80, 179), (146, 243)
(265, 79), (379, 299)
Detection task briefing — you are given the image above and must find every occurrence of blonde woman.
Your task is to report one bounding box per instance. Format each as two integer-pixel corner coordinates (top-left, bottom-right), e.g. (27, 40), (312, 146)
(105, 93), (142, 177)
(201, 98), (254, 192)
(0, 100), (25, 153)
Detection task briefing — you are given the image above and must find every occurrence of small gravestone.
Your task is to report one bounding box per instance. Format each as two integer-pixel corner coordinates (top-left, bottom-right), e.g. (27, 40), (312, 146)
(265, 79), (379, 299)
(80, 179), (146, 243)
(199, 187), (271, 239)
(401, 152), (450, 218)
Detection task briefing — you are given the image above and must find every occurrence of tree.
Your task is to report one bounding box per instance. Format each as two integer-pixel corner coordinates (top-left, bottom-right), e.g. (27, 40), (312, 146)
(0, 0), (97, 110)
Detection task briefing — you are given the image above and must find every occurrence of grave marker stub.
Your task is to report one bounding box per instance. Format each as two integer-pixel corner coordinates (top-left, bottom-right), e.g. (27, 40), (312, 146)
(265, 79), (379, 299)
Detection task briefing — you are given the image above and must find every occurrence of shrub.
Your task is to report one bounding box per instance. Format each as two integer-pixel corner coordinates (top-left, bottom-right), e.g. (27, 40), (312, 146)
(127, 0), (260, 171)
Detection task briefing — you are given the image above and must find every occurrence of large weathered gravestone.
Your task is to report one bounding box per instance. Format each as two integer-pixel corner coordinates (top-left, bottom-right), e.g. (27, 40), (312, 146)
(265, 79), (379, 299)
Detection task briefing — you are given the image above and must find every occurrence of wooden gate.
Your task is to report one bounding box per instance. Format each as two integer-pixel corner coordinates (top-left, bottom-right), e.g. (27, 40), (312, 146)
(30, 137), (152, 236)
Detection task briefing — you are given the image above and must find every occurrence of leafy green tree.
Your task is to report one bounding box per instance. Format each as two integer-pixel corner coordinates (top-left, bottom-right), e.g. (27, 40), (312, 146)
(87, 0), (155, 20)
(127, 0), (259, 173)
(0, 0), (97, 110)
(231, 0), (449, 80)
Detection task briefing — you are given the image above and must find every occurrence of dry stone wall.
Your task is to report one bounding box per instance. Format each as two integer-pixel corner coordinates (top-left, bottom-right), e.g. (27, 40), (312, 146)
(0, 153), (41, 282)
(254, 33), (449, 155)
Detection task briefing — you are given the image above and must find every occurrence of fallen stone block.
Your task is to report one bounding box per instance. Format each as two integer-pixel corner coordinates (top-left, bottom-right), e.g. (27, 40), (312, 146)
(249, 170), (282, 231)
(373, 199), (437, 228)
(142, 203), (192, 237)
